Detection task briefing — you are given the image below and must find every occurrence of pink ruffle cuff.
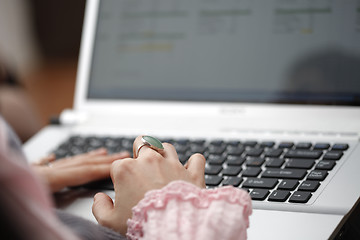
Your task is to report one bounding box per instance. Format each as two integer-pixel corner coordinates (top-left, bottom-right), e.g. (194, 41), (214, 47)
(127, 180), (252, 240)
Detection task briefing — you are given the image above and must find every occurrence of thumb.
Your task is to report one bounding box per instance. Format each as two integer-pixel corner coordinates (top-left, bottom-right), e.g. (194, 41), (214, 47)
(185, 153), (206, 188)
(92, 192), (114, 226)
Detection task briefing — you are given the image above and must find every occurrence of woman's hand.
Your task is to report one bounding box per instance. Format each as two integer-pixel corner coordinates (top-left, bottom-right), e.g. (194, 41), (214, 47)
(92, 136), (206, 234)
(32, 148), (130, 192)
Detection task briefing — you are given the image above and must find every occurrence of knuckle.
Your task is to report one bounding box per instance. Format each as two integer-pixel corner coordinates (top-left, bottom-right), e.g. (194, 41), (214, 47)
(111, 158), (134, 177)
(111, 159), (122, 169)
(142, 150), (162, 163)
(163, 143), (175, 151)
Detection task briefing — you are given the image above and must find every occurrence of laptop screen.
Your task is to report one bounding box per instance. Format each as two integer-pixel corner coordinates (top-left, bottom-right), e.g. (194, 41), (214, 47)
(87, 0), (360, 105)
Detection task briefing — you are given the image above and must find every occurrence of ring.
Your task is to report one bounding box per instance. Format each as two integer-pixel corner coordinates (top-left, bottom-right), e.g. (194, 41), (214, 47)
(134, 135), (164, 158)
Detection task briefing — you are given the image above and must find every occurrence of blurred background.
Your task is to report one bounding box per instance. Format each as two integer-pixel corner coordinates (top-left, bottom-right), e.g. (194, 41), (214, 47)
(0, 0), (86, 142)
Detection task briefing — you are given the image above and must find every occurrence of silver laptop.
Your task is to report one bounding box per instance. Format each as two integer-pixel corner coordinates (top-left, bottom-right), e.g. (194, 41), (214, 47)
(24, 0), (360, 239)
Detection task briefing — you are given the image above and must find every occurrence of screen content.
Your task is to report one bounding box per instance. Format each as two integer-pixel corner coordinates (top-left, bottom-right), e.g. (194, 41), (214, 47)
(88, 0), (360, 105)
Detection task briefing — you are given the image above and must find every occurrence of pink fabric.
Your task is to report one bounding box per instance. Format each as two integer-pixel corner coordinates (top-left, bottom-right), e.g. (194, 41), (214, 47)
(127, 181), (252, 240)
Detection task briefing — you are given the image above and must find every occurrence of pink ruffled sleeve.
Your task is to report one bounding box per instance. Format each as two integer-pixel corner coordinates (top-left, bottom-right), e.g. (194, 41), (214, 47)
(127, 181), (252, 240)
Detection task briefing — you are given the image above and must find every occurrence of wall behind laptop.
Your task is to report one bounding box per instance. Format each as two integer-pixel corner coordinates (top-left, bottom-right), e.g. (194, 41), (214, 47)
(0, 0), (85, 142)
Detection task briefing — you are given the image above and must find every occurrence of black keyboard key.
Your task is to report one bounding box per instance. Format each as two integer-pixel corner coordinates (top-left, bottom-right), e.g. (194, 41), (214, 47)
(223, 177), (243, 187)
(227, 156), (246, 166)
(316, 160), (336, 170)
(307, 170), (328, 181)
(122, 138), (135, 149)
(284, 150), (322, 159)
(86, 146), (100, 152)
(246, 157), (265, 167)
(205, 165), (222, 175)
(222, 166), (242, 176)
(268, 190), (291, 202)
(104, 137), (120, 148)
(189, 145), (207, 154)
(245, 148), (263, 157)
(178, 153), (191, 164)
(205, 175), (223, 186)
(242, 178), (278, 189)
(191, 139), (206, 145)
(323, 151), (343, 160)
(332, 143), (349, 151)
(69, 146), (84, 155)
(313, 143), (330, 150)
(208, 154), (226, 165)
(53, 148), (69, 159)
(298, 181), (320, 192)
(243, 141), (257, 147)
(69, 136), (86, 146)
(175, 139), (190, 145)
(285, 159), (315, 169)
(208, 145), (226, 155)
(265, 158), (285, 168)
(295, 142), (312, 149)
(242, 167), (262, 177)
(264, 149), (283, 158)
(250, 189), (270, 200)
(87, 137), (104, 148)
(262, 169), (307, 179)
(226, 146), (245, 155)
(209, 140), (224, 146)
(174, 144), (189, 154)
(260, 141), (275, 148)
(278, 179), (299, 190)
(160, 138), (174, 144)
(227, 140), (241, 146)
(289, 191), (312, 203)
(278, 142), (294, 149)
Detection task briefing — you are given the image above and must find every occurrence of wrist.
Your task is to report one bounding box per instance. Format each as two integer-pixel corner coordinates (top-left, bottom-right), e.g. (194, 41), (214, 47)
(127, 180), (252, 239)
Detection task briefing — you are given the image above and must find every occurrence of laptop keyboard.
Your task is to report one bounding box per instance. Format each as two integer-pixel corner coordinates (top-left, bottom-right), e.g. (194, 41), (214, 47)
(52, 136), (349, 204)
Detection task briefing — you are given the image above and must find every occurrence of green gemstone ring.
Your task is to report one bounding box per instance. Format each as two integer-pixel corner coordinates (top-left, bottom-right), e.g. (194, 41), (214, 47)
(135, 135), (164, 158)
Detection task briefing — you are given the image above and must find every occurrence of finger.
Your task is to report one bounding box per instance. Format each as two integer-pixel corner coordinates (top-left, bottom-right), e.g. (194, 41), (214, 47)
(52, 151), (130, 169)
(162, 143), (180, 162)
(92, 192), (114, 226)
(133, 135), (164, 159)
(185, 153), (206, 187)
(36, 154), (56, 165)
(51, 148), (107, 167)
(49, 164), (112, 191)
(88, 147), (108, 156)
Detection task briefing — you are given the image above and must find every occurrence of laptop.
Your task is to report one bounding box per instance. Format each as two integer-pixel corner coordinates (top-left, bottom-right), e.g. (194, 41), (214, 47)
(24, 0), (360, 239)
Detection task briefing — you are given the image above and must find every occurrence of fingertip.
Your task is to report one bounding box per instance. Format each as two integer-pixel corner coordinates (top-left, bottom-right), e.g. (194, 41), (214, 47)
(48, 153), (56, 161)
(89, 148), (108, 155)
(92, 192), (114, 225)
(93, 192), (113, 207)
(186, 153), (206, 187)
(186, 153), (206, 172)
(188, 153), (206, 164)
